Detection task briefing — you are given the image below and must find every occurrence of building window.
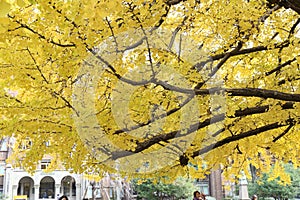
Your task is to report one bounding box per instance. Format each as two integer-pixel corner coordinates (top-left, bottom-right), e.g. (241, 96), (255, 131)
(40, 176), (55, 199)
(41, 159), (51, 170)
(19, 138), (32, 150)
(195, 179), (209, 195)
(61, 176), (76, 197)
(17, 176), (34, 198)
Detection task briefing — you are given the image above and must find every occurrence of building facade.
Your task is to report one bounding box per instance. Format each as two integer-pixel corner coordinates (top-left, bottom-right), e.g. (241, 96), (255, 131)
(4, 165), (82, 200)
(0, 137), (85, 200)
(0, 137), (224, 200)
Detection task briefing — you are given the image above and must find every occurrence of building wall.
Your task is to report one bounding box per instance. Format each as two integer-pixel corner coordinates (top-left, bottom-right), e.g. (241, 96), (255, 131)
(4, 165), (83, 200)
(0, 137), (224, 200)
(209, 169), (223, 200)
(0, 138), (9, 197)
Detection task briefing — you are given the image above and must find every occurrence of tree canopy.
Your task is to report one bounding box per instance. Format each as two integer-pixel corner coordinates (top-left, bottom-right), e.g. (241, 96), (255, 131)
(0, 0), (300, 180)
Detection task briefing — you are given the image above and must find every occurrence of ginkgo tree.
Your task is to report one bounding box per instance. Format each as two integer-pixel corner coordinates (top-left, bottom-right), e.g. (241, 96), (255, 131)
(0, 0), (300, 182)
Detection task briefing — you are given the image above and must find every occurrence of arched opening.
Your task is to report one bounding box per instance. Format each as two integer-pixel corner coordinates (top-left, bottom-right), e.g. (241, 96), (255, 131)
(61, 176), (76, 199)
(18, 176), (34, 200)
(40, 176), (55, 199)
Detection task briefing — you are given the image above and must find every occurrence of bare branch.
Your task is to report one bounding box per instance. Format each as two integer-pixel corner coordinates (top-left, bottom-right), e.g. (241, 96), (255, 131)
(52, 91), (79, 117)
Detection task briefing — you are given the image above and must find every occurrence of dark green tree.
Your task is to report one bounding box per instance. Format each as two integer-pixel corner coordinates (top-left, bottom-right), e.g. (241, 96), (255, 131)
(249, 164), (300, 200)
(132, 177), (197, 200)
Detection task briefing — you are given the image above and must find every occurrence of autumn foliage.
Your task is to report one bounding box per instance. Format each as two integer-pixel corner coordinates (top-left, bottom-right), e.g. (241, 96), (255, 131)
(0, 0), (300, 181)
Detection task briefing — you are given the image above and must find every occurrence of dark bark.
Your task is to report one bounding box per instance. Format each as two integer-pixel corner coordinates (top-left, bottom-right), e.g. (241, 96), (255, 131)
(268, 0), (300, 15)
(110, 101), (297, 160)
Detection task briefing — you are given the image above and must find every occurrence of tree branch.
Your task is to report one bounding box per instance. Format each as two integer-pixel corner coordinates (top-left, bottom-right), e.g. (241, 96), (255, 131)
(113, 94), (194, 135)
(272, 123), (293, 142)
(192, 118), (296, 158)
(110, 116), (297, 160)
(268, 0), (300, 15)
(224, 88), (300, 102)
(153, 78), (300, 102)
(26, 48), (49, 84)
(165, 0), (186, 6)
(232, 102), (294, 118)
(266, 57), (297, 76)
(210, 41), (290, 62)
(8, 15), (76, 48)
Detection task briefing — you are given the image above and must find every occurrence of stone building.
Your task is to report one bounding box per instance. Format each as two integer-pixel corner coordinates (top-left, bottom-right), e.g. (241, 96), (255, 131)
(0, 137), (224, 200)
(0, 137), (135, 200)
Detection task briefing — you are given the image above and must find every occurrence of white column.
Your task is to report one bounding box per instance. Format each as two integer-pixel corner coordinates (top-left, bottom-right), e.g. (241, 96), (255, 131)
(55, 184), (61, 199)
(76, 183), (81, 200)
(20, 182), (24, 195)
(12, 185), (18, 199)
(4, 164), (13, 199)
(34, 185), (39, 200)
(30, 183), (34, 200)
(69, 181), (72, 200)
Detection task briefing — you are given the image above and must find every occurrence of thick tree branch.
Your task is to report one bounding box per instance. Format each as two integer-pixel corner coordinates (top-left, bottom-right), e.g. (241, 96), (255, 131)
(110, 101), (297, 160)
(165, 0), (186, 6)
(268, 0), (300, 15)
(224, 88), (300, 102)
(154, 79), (300, 102)
(209, 41), (290, 62)
(111, 113), (225, 160)
(192, 118), (296, 158)
(112, 90), (296, 137)
(233, 102), (294, 118)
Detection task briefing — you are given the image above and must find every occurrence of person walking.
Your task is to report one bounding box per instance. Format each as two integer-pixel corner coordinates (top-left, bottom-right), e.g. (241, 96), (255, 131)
(193, 191), (206, 200)
(252, 195), (257, 200)
(58, 195), (69, 200)
(193, 191), (201, 200)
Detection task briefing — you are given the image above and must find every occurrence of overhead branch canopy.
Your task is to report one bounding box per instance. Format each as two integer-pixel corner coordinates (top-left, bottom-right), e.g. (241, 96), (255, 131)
(0, 0), (300, 180)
